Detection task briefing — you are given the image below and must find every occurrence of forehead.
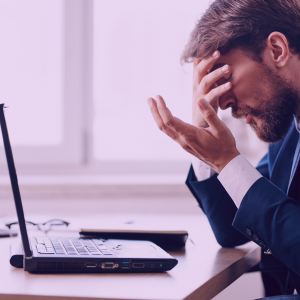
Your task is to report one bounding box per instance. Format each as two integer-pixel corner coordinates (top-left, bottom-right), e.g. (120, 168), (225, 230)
(216, 48), (256, 67)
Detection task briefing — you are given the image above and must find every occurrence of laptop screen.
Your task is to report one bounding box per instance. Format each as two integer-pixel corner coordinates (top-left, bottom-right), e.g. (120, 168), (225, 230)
(0, 104), (32, 258)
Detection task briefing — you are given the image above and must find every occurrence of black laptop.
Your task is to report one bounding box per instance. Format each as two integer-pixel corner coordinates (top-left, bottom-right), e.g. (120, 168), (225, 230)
(0, 104), (178, 273)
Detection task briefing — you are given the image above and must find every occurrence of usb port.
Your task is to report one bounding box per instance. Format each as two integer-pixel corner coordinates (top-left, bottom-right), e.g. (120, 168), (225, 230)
(122, 264), (129, 268)
(122, 259), (130, 262)
(85, 262), (97, 268)
(132, 263), (145, 268)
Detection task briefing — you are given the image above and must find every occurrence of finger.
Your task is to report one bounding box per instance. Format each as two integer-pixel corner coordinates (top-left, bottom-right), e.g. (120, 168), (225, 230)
(193, 59), (200, 80)
(149, 97), (201, 156)
(147, 97), (179, 140)
(197, 98), (225, 132)
(199, 64), (231, 93)
(155, 95), (208, 158)
(155, 95), (196, 136)
(204, 82), (232, 103)
(193, 58), (201, 80)
(194, 50), (219, 85)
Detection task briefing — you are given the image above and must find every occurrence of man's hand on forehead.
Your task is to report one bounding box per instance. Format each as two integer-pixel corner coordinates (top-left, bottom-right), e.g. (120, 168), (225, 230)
(192, 50), (232, 128)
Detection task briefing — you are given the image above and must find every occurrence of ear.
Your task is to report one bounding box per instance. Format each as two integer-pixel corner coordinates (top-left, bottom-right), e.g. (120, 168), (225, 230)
(265, 32), (290, 67)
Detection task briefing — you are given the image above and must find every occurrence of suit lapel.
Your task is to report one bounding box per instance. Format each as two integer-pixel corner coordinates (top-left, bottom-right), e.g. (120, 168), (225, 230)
(270, 124), (298, 193)
(288, 134), (300, 193)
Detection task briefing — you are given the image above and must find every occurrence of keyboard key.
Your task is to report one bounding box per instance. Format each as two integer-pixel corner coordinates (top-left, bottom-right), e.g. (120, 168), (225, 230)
(87, 249), (101, 254)
(36, 244), (55, 254)
(101, 250), (113, 255)
(77, 250), (89, 255)
(98, 246), (109, 250)
(82, 240), (94, 246)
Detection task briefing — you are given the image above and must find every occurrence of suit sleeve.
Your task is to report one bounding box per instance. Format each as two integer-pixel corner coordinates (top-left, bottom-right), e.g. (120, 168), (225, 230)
(186, 153), (269, 247)
(232, 177), (300, 276)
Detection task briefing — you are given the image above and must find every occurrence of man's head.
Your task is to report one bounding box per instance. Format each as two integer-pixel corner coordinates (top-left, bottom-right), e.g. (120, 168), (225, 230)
(182, 0), (300, 143)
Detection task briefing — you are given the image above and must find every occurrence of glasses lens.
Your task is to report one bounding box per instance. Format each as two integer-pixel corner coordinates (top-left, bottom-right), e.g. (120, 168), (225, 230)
(39, 219), (69, 232)
(6, 219), (69, 234)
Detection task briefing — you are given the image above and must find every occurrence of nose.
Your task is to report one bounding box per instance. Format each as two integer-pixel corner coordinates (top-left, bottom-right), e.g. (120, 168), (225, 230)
(219, 95), (236, 110)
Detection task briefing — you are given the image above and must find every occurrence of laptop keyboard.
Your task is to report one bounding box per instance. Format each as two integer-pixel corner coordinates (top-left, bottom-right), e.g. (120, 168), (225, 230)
(35, 237), (113, 255)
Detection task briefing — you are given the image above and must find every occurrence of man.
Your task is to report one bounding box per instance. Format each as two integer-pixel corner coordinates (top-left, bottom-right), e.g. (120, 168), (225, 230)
(147, 0), (300, 297)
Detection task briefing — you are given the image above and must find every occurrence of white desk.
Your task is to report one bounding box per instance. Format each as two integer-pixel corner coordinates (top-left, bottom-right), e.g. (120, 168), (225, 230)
(0, 214), (260, 300)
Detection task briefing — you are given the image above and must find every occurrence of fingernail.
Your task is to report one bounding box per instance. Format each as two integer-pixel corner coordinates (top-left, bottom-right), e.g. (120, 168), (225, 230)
(222, 65), (229, 72)
(212, 51), (218, 58)
(147, 98), (151, 105)
(198, 99), (208, 108)
(225, 82), (231, 89)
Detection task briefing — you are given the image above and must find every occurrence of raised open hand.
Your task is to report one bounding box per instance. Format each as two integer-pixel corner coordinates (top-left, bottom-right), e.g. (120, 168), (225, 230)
(147, 95), (239, 173)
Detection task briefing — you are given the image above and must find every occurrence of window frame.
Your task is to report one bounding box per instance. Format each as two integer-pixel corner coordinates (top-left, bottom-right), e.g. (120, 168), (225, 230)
(0, 0), (93, 167)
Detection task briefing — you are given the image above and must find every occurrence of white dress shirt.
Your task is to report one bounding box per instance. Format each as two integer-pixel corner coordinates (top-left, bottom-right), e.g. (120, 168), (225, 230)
(192, 118), (300, 208)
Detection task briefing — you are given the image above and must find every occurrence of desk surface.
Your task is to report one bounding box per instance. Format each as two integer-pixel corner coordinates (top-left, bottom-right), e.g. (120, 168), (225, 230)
(0, 214), (260, 300)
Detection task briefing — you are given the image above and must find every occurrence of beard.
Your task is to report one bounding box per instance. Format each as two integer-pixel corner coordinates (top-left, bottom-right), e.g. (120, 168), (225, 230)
(231, 65), (300, 143)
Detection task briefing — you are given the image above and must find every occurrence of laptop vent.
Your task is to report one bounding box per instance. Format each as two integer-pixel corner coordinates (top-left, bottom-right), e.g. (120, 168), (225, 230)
(36, 261), (83, 270)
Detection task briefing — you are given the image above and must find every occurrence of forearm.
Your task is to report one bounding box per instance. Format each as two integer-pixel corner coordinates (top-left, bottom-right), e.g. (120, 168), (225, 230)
(233, 177), (300, 276)
(186, 165), (250, 247)
(187, 152), (270, 247)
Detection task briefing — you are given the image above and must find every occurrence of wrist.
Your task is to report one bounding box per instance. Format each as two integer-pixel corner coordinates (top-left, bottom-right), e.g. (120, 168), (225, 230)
(215, 150), (240, 174)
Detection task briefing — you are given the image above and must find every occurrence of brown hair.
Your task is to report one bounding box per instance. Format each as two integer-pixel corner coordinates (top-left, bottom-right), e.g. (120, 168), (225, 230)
(181, 0), (300, 64)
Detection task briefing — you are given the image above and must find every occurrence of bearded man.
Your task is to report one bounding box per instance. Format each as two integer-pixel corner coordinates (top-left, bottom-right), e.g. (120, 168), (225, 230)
(147, 0), (300, 297)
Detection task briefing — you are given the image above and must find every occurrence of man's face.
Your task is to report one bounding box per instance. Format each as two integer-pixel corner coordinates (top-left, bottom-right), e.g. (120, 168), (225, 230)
(214, 49), (299, 143)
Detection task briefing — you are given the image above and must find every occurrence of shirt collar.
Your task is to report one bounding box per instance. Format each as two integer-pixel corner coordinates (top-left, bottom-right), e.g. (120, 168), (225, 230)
(294, 115), (300, 133)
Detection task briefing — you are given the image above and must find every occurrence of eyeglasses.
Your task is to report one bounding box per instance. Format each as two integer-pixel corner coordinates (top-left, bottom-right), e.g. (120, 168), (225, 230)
(5, 219), (70, 235)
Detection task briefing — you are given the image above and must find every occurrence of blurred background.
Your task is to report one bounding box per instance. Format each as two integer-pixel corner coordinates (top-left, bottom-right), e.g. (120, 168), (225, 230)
(0, 1), (267, 298)
(0, 0), (267, 172)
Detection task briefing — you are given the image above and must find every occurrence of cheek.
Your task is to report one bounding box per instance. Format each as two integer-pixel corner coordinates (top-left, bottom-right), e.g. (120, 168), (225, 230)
(231, 76), (257, 104)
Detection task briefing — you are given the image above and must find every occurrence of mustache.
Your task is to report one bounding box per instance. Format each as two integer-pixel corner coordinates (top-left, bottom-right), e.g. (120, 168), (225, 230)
(231, 105), (263, 119)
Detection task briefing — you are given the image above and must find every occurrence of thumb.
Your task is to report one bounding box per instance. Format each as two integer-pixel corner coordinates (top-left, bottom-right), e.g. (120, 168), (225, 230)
(197, 98), (223, 132)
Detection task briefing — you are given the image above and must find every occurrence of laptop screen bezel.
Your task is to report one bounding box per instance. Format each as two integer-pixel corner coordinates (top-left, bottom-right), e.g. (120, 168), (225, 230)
(0, 104), (32, 258)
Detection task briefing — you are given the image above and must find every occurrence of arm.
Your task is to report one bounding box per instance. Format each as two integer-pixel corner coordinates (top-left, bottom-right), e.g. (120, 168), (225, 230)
(186, 153), (269, 247)
(233, 177), (300, 276)
(186, 165), (249, 247)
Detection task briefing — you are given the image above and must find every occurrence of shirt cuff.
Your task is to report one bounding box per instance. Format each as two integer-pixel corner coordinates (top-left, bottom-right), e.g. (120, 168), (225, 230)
(217, 155), (262, 208)
(191, 156), (216, 181)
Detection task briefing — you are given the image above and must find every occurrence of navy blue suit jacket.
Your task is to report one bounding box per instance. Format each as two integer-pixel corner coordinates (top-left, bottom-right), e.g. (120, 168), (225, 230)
(186, 122), (300, 292)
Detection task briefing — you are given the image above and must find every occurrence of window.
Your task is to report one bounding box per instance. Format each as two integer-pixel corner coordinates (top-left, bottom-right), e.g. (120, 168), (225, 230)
(0, 0), (84, 165)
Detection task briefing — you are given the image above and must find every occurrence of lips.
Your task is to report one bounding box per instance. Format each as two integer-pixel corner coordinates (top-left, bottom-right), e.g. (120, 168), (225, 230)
(245, 115), (252, 124)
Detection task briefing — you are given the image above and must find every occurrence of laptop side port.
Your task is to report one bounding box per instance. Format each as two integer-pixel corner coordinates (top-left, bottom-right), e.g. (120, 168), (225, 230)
(85, 262), (97, 268)
(101, 262), (119, 269)
(122, 264), (130, 268)
(132, 263), (145, 268)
